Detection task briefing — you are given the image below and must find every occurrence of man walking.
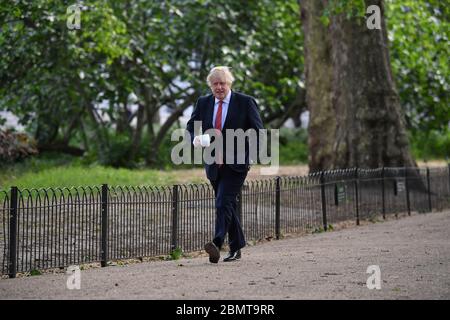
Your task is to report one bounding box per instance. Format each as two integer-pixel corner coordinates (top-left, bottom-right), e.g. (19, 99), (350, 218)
(186, 66), (264, 263)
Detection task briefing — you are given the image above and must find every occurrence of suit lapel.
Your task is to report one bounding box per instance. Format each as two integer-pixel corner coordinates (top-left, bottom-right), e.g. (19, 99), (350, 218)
(222, 91), (235, 130)
(205, 94), (215, 130)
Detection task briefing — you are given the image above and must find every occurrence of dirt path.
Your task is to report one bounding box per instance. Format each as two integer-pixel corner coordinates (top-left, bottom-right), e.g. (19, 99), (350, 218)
(1, 210), (449, 300)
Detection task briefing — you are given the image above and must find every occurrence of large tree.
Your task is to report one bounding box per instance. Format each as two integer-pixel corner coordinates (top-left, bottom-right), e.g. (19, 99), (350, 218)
(301, 0), (417, 170)
(300, 0), (335, 170)
(1, 0), (303, 167)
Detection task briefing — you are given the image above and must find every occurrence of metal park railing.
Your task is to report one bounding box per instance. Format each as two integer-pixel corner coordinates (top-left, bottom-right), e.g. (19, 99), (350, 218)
(1, 165), (449, 278)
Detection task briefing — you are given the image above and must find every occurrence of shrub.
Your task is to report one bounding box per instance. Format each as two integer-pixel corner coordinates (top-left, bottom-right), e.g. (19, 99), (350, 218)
(279, 127), (308, 164)
(410, 129), (450, 160)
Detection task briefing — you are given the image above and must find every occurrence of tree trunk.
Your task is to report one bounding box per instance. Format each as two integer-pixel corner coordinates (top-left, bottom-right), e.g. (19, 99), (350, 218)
(273, 86), (307, 129)
(145, 108), (157, 166)
(300, 0), (336, 171)
(38, 142), (85, 156)
(116, 101), (132, 135)
(62, 111), (82, 145)
(85, 102), (110, 150)
(300, 0), (416, 170)
(128, 103), (145, 162)
(329, 0), (415, 169)
(140, 85), (159, 166)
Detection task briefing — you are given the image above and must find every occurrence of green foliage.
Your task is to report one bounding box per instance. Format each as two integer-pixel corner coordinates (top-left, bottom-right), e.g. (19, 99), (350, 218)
(29, 269), (42, 276)
(313, 227), (325, 234)
(321, 0), (367, 25)
(97, 133), (132, 168)
(0, 156), (176, 188)
(0, 0), (132, 141)
(279, 128), (309, 164)
(1, 0), (303, 168)
(169, 247), (183, 261)
(386, 0), (449, 134)
(231, 0), (303, 120)
(312, 224), (334, 233)
(1, 0), (447, 166)
(410, 129), (450, 160)
(309, 0), (449, 159)
(316, 0), (449, 137)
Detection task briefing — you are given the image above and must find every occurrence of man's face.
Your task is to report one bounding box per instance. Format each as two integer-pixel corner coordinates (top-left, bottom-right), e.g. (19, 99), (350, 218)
(210, 76), (231, 101)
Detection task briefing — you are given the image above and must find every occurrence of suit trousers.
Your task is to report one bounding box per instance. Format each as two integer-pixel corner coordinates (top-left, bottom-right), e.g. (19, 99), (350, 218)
(209, 164), (247, 252)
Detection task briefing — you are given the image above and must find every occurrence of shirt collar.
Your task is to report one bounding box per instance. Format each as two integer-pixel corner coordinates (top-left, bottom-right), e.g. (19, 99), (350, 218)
(214, 90), (232, 105)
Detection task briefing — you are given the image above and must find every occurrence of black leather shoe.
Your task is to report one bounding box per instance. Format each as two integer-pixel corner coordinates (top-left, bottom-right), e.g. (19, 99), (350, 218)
(223, 250), (241, 262)
(204, 242), (220, 263)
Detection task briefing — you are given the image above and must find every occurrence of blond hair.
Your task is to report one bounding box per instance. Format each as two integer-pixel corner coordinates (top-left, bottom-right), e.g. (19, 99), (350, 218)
(206, 66), (235, 87)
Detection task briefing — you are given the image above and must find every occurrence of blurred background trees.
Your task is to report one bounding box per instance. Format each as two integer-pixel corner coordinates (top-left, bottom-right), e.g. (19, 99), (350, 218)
(0, 0), (448, 171)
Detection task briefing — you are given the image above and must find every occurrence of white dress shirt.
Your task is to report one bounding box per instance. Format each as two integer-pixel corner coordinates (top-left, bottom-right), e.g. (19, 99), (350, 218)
(212, 90), (231, 129)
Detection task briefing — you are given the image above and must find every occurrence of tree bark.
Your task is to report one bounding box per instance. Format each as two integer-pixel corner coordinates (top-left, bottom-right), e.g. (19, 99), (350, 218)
(38, 142), (85, 156)
(300, 0), (416, 170)
(271, 86), (306, 129)
(149, 94), (197, 164)
(85, 101), (110, 150)
(300, 0), (336, 171)
(128, 103), (145, 162)
(329, 0), (415, 168)
(62, 111), (82, 145)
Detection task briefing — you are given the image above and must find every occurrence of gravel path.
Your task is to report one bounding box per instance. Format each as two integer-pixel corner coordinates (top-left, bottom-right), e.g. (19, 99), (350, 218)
(1, 210), (449, 300)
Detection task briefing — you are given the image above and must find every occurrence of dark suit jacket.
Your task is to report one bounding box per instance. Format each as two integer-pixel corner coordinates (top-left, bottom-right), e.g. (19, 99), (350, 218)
(186, 91), (264, 181)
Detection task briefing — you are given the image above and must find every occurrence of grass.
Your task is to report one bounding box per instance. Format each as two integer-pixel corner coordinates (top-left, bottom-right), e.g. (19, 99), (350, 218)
(0, 127), (310, 189)
(2, 129), (447, 190)
(1, 165), (179, 189)
(0, 152), (207, 189)
(29, 269), (42, 276)
(312, 224), (333, 233)
(169, 247), (183, 260)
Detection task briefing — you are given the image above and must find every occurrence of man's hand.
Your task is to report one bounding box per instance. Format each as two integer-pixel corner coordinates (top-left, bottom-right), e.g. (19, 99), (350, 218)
(193, 135), (202, 148)
(193, 134), (210, 148)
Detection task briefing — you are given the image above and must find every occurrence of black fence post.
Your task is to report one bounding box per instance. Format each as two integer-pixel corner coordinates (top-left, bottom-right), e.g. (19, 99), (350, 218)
(275, 177), (281, 240)
(171, 185), (179, 251)
(320, 172), (327, 231)
(381, 167), (386, 219)
(405, 167), (411, 216)
(426, 167), (432, 212)
(101, 184), (108, 267)
(354, 168), (360, 226)
(9, 186), (18, 279)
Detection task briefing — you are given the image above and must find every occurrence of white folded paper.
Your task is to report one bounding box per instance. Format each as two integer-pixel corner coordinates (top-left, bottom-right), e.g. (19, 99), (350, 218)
(193, 134), (210, 147)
